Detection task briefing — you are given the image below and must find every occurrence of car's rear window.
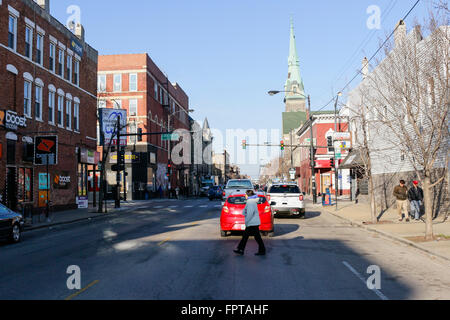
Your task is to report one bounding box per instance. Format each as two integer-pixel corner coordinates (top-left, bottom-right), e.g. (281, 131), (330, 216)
(226, 180), (253, 189)
(228, 196), (267, 205)
(269, 185), (301, 194)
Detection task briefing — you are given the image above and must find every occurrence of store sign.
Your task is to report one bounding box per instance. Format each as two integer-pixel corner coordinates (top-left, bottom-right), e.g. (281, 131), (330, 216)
(110, 152), (140, 164)
(54, 173), (71, 189)
(79, 148), (97, 164)
(70, 36), (84, 57)
(78, 196), (88, 209)
(0, 110), (27, 131)
(34, 136), (58, 165)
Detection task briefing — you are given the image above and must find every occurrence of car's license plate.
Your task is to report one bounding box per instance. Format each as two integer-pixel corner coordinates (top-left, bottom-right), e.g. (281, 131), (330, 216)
(235, 224), (246, 230)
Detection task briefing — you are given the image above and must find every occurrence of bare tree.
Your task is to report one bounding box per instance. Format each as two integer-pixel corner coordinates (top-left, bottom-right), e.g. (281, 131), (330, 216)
(362, 13), (449, 240)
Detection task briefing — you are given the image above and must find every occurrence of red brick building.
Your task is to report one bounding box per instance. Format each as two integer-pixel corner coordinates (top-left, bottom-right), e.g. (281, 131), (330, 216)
(296, 113), (351, 196)
(0, 0), (98, 213)
(98, 54), (191, 200)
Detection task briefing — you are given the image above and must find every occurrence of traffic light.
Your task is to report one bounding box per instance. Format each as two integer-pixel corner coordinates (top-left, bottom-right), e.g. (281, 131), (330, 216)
(330, 158), (335, 168)
(118, 147), (126, 165)
(167, 164), (172, 177)
(242, 140), (247, 150)
(137, 128), (143, 142)
(327, 136), (334, 152)
(280, 141), (285, 151)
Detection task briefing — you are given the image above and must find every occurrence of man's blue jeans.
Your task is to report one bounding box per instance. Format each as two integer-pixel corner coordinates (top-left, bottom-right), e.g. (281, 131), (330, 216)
(411, 200), (421, 220)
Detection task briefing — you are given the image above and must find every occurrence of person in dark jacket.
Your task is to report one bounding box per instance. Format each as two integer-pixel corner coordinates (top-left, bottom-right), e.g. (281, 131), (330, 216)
(408, 181), (424, 221)
(234, 190), (266, 256)
(393, 180), (409, 222)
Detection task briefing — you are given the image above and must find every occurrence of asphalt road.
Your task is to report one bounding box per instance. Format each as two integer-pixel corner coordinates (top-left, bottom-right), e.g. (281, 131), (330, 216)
(0, 198), (449, 300)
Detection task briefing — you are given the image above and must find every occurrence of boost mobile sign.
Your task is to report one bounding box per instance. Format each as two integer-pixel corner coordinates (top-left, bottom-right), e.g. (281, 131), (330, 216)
(0, 110), (27, 130)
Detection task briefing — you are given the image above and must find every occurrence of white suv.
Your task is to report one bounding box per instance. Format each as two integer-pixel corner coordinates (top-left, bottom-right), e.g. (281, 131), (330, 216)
(267, 183), (305, 218)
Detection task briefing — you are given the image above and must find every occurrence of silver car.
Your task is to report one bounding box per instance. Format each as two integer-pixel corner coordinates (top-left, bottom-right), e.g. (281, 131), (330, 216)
(222, 179), (254, 202)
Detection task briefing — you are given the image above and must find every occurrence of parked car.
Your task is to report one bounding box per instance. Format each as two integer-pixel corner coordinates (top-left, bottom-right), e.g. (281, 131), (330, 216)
(267, 183), (305, 218)
(208, 186), (223, 200)
(0, 203), (24, 243)
(222, 179), (254, 202)
(220, 193), (274, 237)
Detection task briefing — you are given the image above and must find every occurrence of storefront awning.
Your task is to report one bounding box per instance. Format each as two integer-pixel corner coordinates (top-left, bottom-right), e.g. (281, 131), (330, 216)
(339, 149), (365, 169)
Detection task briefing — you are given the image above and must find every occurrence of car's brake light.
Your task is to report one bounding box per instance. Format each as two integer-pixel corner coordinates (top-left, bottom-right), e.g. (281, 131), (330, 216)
(223, 192), (226, 197)
(264, 206), (271, 213)
(223, 206), (229, 213)
(299, 194), (304, 201)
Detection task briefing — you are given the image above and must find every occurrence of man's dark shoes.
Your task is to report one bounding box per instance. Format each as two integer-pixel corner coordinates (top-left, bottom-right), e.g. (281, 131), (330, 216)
(255, 252), (266, 256)
(233, 249), (244, 255)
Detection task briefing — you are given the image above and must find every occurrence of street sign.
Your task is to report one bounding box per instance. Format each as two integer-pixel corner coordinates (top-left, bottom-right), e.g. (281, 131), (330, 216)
(333, 132), (351, 140)
(34, 136), (58, 165)
(162, 133), (180, 141)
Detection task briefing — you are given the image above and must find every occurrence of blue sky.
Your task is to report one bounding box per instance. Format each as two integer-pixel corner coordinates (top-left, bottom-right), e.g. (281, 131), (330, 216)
(50, 0), (435, 177)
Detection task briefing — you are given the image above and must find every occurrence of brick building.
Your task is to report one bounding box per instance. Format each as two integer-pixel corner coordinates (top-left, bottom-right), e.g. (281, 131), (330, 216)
(0, 0), (98, 213)
(296, 113), (351, 196)
(97, 53), (191, 200)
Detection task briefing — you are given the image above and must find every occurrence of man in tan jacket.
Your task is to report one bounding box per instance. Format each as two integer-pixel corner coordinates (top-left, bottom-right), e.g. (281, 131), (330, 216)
(393, 180), (409, 222)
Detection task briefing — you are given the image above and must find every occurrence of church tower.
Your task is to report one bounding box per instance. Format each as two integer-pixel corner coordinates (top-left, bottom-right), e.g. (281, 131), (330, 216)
(285, 19), (306, 112)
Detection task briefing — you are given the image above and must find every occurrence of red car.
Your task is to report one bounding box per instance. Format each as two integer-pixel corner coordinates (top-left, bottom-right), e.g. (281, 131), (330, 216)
(220, 193), (275, 238)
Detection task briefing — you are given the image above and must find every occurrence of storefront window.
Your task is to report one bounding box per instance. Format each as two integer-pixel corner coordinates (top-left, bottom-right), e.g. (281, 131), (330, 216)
(18, 168), (33, 202)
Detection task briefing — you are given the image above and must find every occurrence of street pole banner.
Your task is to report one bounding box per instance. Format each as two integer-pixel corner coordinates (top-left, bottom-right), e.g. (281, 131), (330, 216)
(34, 136), (58, 165)
(99, 108), (127, 146)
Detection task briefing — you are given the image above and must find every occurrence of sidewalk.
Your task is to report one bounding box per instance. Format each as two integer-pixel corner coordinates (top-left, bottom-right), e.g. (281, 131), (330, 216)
(23, 199), (156, 232)
(317, 199), (450, 262)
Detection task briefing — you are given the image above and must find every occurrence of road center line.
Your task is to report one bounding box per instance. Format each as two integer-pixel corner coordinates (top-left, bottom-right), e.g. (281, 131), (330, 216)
(342, 261), (389, 300)
(158, 238), (171, 246)
(65, 280), (99, 301)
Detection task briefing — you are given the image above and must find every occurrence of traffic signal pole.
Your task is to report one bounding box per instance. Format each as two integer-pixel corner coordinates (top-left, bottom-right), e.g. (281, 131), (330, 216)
(115, 115), (121, 209)
(308, 95), (317, 204)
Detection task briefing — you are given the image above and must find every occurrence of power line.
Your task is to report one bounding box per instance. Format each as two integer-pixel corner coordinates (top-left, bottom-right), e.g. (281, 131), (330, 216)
(314, 0), (421, 112)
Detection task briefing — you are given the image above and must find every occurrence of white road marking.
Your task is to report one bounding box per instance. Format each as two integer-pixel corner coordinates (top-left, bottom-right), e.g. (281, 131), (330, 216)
(199, 205), (208, 208)
(342, 261), (389, 300)
(184, 206), (194, 208)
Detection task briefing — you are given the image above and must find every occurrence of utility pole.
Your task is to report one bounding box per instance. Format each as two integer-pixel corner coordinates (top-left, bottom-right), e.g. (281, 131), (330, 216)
(115, 115), (121, 209)
(308, 95), (317, 204)
(334, 94), (341, 210)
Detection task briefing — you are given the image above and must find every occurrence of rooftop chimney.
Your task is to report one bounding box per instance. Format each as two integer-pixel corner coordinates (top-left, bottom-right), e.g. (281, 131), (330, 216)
(362, 57), (369, 80)
(394, 20), (406, 47)
(34, 0), (50, 14)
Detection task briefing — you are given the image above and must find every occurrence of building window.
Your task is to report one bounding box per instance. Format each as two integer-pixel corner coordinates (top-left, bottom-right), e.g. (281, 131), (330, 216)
(74, 59), (80, 86)
(129, 99), (137, 116)
(57, 95), (64, 127)
(66, 55), (73, 82)
(48, 91), (55, 124)
(98, 75), (106, 92)
(113, 74), (122, 92)
(154, 82), (158, 100)
(129, 73), (137, 91)
(24, 81), (32, 118)
(35, 86), (43, 121)
(74, 102), (79, 131)
(49, 42), (56, 72)
(36, 33), (43, 65)
(113, 99), (122, 109)
(66, 99), (72, 129)
(129, 122), (137, 144)
(25, 26), (33, 59)
(159, 87), (163, 104)
(18, 168), (33, 202)
(98, 100), (106, 109)
(8, 15), (17, 50)
(58, 49), (64, 77)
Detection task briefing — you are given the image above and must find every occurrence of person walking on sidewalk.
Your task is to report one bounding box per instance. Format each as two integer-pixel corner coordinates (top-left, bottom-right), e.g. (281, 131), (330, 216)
(234, 190), (266, 256)
(393, 180), (409, 222)
(408, 180), (424, 221)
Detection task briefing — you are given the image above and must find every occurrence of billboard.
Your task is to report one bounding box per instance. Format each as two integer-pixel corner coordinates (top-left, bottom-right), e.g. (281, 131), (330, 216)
(99, 108), (127, 146)
(34, 136), (58, 165)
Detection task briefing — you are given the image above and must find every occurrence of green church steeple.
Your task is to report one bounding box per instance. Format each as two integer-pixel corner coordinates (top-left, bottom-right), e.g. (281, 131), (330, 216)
(285, 18), (305, 101)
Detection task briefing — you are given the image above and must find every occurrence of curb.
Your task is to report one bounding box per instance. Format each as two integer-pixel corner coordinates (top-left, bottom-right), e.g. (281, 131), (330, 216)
(323, 208), (450, 264)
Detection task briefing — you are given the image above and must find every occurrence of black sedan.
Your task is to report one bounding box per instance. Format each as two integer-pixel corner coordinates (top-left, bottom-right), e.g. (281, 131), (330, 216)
(0, 203), (24, 243)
